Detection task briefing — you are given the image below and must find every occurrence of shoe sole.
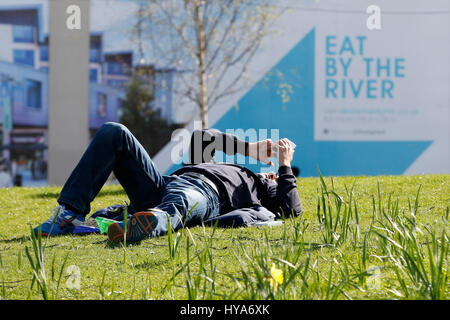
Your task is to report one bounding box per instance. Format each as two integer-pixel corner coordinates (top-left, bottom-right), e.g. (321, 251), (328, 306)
(107, 222), (125, 242)
(108, 211), (157, 243)
(34, 226), (76, 237)
(33, 232), (49, 237)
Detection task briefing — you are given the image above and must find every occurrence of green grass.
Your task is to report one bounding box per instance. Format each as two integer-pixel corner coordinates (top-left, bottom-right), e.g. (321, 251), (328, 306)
(0, 174), (448, 300)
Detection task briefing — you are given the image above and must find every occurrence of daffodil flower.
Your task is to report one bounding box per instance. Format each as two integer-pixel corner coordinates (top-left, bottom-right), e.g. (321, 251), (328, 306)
(268, 263), (284, 289)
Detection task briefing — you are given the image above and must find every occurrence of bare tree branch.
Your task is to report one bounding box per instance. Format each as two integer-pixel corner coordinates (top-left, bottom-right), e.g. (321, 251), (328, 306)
(132, 0), (284, 127)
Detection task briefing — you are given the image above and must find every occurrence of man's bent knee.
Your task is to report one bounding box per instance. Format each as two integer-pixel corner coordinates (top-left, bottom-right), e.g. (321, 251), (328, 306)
(99, 122), (129, 134)
(93, 122), (132, 146)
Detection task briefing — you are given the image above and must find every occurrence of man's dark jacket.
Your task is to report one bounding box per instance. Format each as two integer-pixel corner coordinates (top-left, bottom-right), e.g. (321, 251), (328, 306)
(171, 129), (302, 227)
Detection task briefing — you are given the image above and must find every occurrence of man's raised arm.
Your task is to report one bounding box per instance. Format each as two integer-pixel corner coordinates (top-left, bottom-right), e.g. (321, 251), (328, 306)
(189, 129), (249, 164)
(189, 128), (274, 165)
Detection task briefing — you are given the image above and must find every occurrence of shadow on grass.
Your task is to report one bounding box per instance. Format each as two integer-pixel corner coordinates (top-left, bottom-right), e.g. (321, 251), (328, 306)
(102, 238), (143, 249)
(0, 235), (29, 244)
(0, 235), (331, 253)
(134, 258), (168, 270)
(27, 189), (127, 200)
(0, 228), (118, 245)
(0, 232), (106, 245)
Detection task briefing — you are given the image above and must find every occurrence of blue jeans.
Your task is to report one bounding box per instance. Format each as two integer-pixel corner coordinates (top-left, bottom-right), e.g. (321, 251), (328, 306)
(58, 122), (222, 235)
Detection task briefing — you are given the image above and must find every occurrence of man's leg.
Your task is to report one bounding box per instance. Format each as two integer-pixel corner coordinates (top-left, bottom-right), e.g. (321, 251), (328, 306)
(35, 122), (166, 236)
(58, 122), (166, 215)
(108, 175), (222, 242)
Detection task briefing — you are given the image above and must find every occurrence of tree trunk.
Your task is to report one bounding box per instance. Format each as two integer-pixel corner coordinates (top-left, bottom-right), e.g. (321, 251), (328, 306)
(194, 0), (208, 128)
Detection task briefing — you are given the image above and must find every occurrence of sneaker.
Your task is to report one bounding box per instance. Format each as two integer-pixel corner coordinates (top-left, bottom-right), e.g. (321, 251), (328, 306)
(108, 211), (158, 243)
(33, 205), (85, 236)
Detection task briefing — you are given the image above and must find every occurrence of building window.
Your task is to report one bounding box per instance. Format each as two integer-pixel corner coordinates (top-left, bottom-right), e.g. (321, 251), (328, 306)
(13, 25), (35, 43)
(40, 45), (49, 61)
(107, 79), (128, 88)
(26, 80), (42, 109)
(13, 85), (25, 106)
(90, 48), (100, 63)
(107, 62), (127, 75)
(13, 50), (35, 67)
(97, 93), (107, 117)
(90, 69), (98, 82)
(117, 98), (125, 119)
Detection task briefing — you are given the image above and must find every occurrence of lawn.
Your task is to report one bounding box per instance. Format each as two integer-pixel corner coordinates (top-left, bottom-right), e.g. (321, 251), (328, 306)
(0, 174), (448, 300)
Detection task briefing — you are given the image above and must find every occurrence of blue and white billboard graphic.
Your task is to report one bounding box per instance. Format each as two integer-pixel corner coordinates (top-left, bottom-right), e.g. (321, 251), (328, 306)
(156, 0), (449, 177)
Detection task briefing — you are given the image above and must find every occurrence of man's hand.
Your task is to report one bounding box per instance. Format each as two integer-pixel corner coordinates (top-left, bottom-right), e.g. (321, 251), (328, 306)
(247, 139), (274, 167)
(257, 171), (278, 182)
(277, 138), (295, 167)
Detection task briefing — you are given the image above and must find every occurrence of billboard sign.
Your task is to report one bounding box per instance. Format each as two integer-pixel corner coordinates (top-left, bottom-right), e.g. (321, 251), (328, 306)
(156, 0), (449, 177)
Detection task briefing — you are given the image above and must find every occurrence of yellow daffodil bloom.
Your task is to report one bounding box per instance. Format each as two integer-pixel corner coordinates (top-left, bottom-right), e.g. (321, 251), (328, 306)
(268, 264), (284, 289)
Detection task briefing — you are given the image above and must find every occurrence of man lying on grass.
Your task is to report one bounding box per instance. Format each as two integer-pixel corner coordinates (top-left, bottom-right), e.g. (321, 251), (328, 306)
(34, 122), (301, 242)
